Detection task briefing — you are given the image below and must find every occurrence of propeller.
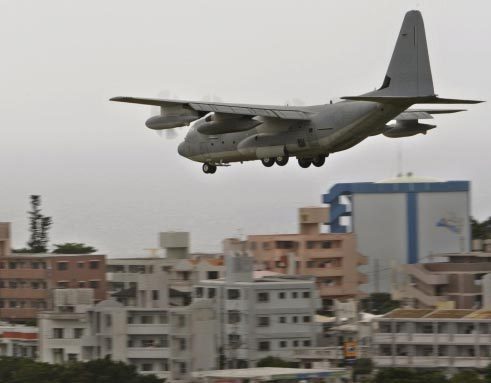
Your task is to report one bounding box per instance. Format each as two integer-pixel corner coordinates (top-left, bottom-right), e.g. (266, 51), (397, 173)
(151, 90), (178, 140)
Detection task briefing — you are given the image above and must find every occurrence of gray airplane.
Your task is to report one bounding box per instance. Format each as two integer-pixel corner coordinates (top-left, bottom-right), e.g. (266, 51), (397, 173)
(111, 10), (482, 174)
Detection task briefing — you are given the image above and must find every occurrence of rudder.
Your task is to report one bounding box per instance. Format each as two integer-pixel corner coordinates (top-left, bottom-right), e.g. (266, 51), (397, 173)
(376, 10), (434, 97)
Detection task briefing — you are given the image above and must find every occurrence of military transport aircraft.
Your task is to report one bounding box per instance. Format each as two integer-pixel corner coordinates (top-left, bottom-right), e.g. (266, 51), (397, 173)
(111, 10), (482, 174)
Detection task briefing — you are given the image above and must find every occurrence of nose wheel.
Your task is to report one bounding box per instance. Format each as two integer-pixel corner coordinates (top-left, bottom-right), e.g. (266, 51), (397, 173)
(202, 163), (217, 174)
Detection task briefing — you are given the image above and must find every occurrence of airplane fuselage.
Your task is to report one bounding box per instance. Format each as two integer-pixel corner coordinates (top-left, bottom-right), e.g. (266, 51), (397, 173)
(177, 101), (405, 164)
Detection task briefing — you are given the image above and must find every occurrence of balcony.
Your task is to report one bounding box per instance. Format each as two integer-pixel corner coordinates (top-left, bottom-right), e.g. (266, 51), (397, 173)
(0, 288), (47, 299)
(127, 347), (169, 359)
(0, 269), (48, 279)
(306, 267), (344, 278)
(0, 308), (39, 320)
(127, 324), (169, 335)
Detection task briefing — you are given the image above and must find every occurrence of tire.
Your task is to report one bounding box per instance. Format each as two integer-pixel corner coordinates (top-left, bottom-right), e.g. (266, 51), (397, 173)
(298, 158), (312, 168)
(202, 163), (215, 174)
(275, 156), (289, 166)
(312, 156), (326, 167)
(261, 157), (275, 167)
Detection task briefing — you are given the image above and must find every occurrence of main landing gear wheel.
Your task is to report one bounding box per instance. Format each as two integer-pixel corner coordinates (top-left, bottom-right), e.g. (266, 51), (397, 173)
(298, 158), (312, 168)
(275, 156), (289, 166)
(202, 163), (217, 174)
(261, 157), (275, 167)
(312, 156), (326, 167)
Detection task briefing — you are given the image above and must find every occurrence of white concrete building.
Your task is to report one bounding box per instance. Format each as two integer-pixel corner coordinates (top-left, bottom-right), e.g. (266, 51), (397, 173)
(373, 308), (491, 370)
(194, 254), (321, 368)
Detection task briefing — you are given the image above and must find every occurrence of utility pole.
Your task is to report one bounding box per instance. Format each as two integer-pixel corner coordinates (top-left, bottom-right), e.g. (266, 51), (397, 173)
(374, 259), (380, 294)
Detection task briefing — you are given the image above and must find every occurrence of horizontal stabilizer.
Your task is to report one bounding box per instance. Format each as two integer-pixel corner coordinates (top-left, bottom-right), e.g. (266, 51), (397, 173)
(341, 95), (484, 104)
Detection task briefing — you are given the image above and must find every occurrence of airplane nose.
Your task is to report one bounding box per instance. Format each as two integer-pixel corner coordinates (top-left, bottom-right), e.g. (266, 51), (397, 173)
(178, 142), (189, 157)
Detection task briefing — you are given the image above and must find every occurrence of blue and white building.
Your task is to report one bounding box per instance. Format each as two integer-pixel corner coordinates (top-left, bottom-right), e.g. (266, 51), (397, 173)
(323, 174), (471, 292)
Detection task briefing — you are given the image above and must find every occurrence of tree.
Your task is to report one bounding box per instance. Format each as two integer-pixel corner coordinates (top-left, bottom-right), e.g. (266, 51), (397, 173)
(472, 216), (491, 240)
(26, 195), (52, 253)
(52, 243), (97, 254)
(360, 293), (400, 315)
(352, 358), (374, 382)
(257, 356), (296, 368)
(0, 357), (164, 383)
(372, 368), (447, 383)
(449, 370), (481, 383)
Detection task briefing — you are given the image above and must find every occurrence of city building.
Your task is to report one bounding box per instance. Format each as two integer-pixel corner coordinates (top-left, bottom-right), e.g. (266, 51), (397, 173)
(0, 223), (107, 323)
(248, 207), (367, 310)
(323, 174), (471, 292)
(107, 231), (224, 306)
(393, 252), (491, 309)
(373, 308), (491, 370)
(0, 322), (37, 358)
(194, 254), (322, 369)
(39, 270), (217, 381)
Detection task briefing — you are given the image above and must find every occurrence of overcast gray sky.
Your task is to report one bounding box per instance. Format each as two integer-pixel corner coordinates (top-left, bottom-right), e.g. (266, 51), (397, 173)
(1, 0), (489, 257)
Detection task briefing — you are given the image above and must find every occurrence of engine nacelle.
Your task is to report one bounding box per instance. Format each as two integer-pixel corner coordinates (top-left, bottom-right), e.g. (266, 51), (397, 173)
(196, 113), (261, 135)
(145, 114), (198, 130)
(383, 120), (436, 138)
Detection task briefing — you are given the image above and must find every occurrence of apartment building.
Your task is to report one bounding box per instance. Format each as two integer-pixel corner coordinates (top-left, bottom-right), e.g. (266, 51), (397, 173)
(0, 322), (37, 358)
(39, 272), (217, 382)
(194, 254), (321, 369)
(248, 207), (368, 310)
(0, 222), (107, 323)
(393, 253), (491, 309)
(373, 308), (491, 370)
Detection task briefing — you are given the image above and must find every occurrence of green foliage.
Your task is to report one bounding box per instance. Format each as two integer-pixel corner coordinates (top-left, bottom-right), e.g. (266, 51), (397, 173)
(360, 293), (400, 315)
(449, 370), (481, 383)
(26, 195), (52, 253)
(0, 357), (164, 383)
(52, 243), (97, 254)
(472, 216), (491, 240)
(11, 248), (32, 253)
(372, 368), (448, 383)
(257, 356), (296, 368)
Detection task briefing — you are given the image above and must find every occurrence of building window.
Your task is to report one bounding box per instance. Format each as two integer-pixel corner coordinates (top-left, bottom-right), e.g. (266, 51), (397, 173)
(293, 340), (299, 347)
(57, 281), (69, 289)
(89, 280), (99, 289)
(152, 290), (159, 300)
(279, 316), (286, 324)
(207, 271), (219, 280)
(89, 261), (100, 269)
(227, 289), (240, 300)
(208, 288), (216, 298)
(179, 362), (187, 374)
(303, 340), (311, 347)
(195, 287), (204, 298)
(306, 241), (316, 249)
(67, 353), (78, 361)
(249, 242), (257, 250)
(322, 241), (332, 249)
(292, 316), (298, 323)
(228, 310), (241, 324)
(303, 291), (311, 298)
(257, 316), (270, 327)
(53, 328), (64, 339)
(9, 281), (17, 288)
(78, 281), (86, 288)
(105, 314), (112, 327)
(258, 341), (270, 351)
(159, 313), (168, 324)
(141, 316), (154, 324)
(141, 363), (153, 372)
(303, 316), (311, 323)
(292, 292), (298, 299)
(74, 328), (84, 338)
(77, 262), (84, 268)
(257, 292), (269, 302)
(228, 334), (241, 348)
(278, 292), (286, 299)
(280, 341), (287, 348)
(262, 242), (271, 250)
(179, 338), (186, 351)
(57, 262), (68, 271)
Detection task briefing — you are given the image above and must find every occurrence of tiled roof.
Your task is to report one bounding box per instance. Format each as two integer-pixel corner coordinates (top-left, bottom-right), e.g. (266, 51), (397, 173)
(425, 310), (474, 319)
(466, 310), (491, 319)
(383, 309), (434, 318)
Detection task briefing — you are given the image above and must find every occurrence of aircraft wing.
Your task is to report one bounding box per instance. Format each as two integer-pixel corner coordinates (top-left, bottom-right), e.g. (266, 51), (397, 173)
(394, 108), (466, 120)
(110, 96), (311, 121)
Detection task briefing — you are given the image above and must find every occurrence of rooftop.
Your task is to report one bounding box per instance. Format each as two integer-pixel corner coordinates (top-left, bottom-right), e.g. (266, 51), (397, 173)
(383, 308), (491, 320)
(191, 367), (348, 380)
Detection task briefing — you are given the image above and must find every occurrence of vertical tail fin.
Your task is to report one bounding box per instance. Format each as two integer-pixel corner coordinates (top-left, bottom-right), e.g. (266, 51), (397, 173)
(376, 10), (434, 97)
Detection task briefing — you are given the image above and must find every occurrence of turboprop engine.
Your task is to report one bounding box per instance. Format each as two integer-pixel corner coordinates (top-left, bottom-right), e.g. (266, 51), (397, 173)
(145, 114), (199, 130)
(383, 120), (436, 138)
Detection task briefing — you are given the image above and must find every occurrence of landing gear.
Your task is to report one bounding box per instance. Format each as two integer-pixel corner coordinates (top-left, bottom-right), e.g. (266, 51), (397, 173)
(275, 156), (289, 166)
(202, 163), (217, 174)
(312, 156), (326, 167)
(261, 157), (275, 167)
(298, 158), (312, 168)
